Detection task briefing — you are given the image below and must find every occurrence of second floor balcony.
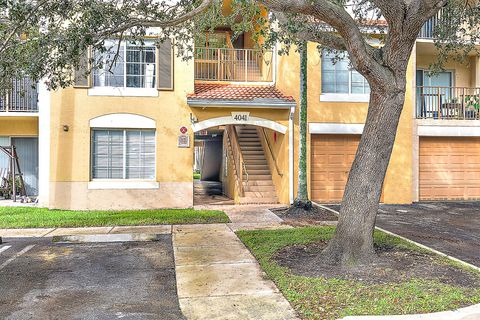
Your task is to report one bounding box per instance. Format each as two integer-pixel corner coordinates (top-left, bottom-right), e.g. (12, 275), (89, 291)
(194, 47), (274, 83)
(416, 86), (480, 120)
(0, 78), (38, 114)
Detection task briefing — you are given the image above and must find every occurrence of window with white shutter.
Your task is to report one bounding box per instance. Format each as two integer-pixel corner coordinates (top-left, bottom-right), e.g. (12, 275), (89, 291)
(92, 129), (155, 180)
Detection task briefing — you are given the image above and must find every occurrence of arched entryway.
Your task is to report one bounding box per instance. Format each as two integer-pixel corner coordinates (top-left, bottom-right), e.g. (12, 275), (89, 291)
(192, 117), (289, 206)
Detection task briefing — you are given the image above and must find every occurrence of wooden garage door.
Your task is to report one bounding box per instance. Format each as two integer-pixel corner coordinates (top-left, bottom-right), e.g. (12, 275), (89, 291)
(311, 134), (360, 203)
(419, 137), (480, 200)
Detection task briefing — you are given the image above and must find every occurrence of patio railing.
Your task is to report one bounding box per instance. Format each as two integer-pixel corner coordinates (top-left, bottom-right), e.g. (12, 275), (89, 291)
(418, 7), (444, 39)
(416, 86), (480, 120)
(0, 77), (39, 113)
(194, 47), (274, 82)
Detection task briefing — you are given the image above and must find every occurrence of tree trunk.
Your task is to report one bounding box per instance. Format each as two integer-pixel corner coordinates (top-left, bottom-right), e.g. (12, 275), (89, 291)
(296, 41), (308, 203)
(322, 84), (406, 266)
(288, 42), (313, 215)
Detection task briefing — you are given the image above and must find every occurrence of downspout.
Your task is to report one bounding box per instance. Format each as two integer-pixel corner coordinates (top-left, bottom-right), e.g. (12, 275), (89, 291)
(289, 105), (295, 204)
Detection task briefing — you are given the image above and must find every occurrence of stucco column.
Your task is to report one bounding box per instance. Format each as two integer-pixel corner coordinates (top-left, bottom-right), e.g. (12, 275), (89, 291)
(289, 106), (295, 204)
(475, 56), (480, 88)
(37, 80), (51, 207)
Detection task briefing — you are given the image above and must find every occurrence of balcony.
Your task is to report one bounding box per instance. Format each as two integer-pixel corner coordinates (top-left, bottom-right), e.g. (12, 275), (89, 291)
(418, 8), (444, 39)
(0, 78), (38, 113)
(416, 86), (480, 120)
(194, 48), (274, 83)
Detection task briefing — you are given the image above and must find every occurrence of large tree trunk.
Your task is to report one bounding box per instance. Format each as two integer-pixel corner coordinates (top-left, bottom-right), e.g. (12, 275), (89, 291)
(296, 41), (308, 203)
(322, 83), (406, 266)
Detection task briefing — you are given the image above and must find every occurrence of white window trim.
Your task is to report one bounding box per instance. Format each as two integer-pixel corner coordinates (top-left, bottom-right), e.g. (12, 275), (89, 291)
(321, 50), (370, 101)
(320, 93), (370, 103)
(91, 128), (157, 181)
(88, 180), (159, 190)
(90, 114), (156, 129)
(88, 87), (158, 97)
(90, 40), (158, 96)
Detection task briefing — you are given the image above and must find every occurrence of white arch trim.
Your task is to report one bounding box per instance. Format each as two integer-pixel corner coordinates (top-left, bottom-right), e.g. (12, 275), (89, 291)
(192, 116), (288, 134)
(90, 113), (156, 129)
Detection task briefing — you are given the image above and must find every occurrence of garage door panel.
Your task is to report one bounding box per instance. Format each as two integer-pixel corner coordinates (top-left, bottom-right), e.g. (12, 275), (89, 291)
(419, 137), (480, 200)
(311, 134), (360, 203)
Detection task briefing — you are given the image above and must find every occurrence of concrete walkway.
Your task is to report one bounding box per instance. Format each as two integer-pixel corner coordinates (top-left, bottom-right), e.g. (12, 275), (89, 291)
(173, 223), (298, 320)
(0, 205), (298, 320)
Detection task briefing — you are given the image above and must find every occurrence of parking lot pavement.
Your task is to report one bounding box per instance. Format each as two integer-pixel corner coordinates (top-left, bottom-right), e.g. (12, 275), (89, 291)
(0, 236), (185, 320)
(326, 202), (480, 267)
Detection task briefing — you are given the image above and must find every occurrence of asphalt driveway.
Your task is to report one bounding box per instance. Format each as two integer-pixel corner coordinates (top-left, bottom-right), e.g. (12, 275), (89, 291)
(328, 202), (480, 267)
(0, 235), (185, 320)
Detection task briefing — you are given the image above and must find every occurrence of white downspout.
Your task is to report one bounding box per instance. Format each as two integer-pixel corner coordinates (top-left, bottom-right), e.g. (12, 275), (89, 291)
(289, 105), (295, 204)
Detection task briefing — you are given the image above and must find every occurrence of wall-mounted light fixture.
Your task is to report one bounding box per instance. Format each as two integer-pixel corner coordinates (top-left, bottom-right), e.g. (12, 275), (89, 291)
(63, 125), (69, 132)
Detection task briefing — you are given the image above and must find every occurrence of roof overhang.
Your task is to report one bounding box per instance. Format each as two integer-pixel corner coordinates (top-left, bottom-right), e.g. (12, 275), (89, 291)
(187, 98), (296, 109)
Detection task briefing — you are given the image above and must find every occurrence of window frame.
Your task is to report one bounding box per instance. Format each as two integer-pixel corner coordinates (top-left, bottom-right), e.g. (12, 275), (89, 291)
(320, 50), (371, 102)
(89, 40), (159, 97)
(90, 128), (157, 182)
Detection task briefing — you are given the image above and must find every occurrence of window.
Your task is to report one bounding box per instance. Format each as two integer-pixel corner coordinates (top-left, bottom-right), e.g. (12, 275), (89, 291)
(92, 129), (155, 180)
(93, 41), (156, 89)
(321, 50), (370, 94)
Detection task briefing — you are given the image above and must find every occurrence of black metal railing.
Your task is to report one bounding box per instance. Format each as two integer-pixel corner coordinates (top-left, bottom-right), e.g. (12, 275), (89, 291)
(416, 86), (480, 120)
(0, 77), (39, 113)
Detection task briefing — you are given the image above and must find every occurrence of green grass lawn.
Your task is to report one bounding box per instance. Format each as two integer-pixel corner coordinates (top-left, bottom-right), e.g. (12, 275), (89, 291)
(237, 227), (480, 320)
(0, 207), (229, 228)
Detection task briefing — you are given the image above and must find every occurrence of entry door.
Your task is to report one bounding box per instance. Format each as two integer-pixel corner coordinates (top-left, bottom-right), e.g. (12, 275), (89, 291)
(417, 70), (453, 117)
(11, 137), (39, 196)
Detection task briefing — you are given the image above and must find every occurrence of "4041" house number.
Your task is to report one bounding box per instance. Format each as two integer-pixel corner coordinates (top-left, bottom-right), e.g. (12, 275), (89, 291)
(231, 112), (250, 122)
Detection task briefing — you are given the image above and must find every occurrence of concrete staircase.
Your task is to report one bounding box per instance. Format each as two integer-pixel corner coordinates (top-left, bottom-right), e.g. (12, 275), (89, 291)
(237, 126), (278, 204)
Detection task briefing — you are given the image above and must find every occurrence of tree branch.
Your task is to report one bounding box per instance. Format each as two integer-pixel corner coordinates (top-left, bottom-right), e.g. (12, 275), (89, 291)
(95, 0), (213, 38)
(261, 0), (389, 84)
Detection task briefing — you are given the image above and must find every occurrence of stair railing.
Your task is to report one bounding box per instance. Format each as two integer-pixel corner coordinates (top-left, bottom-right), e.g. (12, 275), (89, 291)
(258, 127), (283, 177)
(225, 125), (248, 197)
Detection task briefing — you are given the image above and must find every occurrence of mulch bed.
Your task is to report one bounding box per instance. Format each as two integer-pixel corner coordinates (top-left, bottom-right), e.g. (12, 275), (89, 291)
(274, 241), (480, 288)
(271, 206), (338, 227)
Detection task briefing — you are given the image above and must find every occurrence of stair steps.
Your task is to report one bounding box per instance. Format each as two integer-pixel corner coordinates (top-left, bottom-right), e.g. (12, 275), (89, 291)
(235, 126), (278, 204)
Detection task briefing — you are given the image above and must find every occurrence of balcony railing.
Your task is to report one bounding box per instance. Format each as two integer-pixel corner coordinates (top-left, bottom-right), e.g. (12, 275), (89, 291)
(418, 8), (444, 39)
(416, 86), (480, 120)
(0, 78), (38, 113)
(194, 48), (274, 82)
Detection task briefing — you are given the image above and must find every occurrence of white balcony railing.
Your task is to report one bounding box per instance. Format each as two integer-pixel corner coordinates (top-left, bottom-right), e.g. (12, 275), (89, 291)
(0, 77), (38, 113)
(194, 47), (274, 82)
(416, 86), (480, 120)
(418, 8), (445, 39)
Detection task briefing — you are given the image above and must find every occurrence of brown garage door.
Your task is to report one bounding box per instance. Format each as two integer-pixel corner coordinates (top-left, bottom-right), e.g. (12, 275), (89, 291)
(311, 134), (360, 203)
(419, 137), (480, 200)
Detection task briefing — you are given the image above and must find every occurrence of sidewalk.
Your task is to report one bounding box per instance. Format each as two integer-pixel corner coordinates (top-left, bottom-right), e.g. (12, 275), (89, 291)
(173, 224), (298, 320)
(0, 205), (298, 320)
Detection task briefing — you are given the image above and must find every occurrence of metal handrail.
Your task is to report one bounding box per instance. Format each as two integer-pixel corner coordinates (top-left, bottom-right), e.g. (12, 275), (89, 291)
(194, 47), (274, 82)
(416, 86), (480, 120)
(258, 127), (283, 177)
(0, 77), (38, 113)
(225, 125), (247, 197)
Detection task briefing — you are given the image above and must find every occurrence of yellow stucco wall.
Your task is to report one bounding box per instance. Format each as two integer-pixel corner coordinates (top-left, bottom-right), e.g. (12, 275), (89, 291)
(417, 54), (475, 87)
(48, 54), (196, 210)
(259, 127), (289, 203)
(0, 117), (38, 136)
(276, 42), (414, 205)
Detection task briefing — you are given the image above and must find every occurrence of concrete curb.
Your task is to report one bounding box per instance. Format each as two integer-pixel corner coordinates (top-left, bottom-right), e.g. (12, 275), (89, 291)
(313, 202), (480, 320)
(314, 202), (480, 272)
(52, 233), (161, 243)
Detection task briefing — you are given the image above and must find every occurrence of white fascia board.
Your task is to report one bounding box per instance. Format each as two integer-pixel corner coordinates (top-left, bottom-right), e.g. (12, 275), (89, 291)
(418, 125), (480, 137)
(309, 123), (364, 135)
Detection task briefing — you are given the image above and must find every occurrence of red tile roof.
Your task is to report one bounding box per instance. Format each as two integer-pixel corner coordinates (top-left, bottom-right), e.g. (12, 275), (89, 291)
(187, 84), (295, 103)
